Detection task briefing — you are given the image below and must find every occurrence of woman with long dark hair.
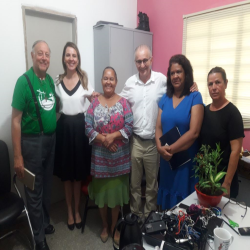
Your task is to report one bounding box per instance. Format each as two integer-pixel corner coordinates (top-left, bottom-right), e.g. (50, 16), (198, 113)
(155, 54), (204, 210)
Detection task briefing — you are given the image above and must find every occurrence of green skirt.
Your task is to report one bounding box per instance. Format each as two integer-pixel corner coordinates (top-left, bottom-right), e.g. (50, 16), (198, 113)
(88, 174), (129, 208)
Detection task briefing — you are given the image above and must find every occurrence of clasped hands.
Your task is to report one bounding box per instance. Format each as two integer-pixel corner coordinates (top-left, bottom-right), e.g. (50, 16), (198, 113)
(158, 144), (173, 161)
(102, 133), (117, 152)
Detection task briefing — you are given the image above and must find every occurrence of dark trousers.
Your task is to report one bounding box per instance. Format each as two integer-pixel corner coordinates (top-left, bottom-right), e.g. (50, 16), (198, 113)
(21, 133), (55, 243)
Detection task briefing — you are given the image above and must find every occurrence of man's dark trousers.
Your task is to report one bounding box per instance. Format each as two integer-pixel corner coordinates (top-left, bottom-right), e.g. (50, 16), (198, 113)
(22, 133), (55, 243)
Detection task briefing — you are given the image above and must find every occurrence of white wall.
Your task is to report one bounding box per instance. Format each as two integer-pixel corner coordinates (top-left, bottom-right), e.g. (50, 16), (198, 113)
(0, 0), (137, 187)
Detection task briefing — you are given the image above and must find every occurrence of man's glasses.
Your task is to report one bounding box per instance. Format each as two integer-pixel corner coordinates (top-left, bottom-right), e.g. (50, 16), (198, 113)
(223, 198), (247, 218)
(135, 57), (151, 65)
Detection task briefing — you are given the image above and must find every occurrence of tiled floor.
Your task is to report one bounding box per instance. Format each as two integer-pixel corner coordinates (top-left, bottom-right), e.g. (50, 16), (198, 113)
(0, 197), (127, 250)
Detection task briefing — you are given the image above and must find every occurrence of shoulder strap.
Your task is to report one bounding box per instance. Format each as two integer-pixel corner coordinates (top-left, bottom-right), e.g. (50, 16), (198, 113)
(23, 74), (44, 134)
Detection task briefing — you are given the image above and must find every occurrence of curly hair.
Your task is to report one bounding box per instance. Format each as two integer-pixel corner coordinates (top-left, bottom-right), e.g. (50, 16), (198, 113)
(166, 54), (194, 98)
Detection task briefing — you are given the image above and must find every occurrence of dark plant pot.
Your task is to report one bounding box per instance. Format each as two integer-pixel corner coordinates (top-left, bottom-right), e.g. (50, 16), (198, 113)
(195, 184), (223, 207)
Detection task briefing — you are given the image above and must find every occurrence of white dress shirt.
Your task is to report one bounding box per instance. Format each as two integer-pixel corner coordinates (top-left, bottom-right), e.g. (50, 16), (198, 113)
(119, 71), (166, 139)
(55, 76), (94, 115)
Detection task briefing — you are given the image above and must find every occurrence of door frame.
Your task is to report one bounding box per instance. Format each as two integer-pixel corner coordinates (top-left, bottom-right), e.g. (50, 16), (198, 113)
(22, 5), (77, 70)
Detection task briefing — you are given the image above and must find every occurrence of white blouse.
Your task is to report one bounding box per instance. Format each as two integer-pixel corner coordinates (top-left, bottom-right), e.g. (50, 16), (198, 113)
(55, 76), (94, 115)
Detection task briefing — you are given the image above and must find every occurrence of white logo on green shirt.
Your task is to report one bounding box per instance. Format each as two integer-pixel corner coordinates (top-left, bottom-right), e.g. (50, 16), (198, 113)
(37, 89), (55, 111)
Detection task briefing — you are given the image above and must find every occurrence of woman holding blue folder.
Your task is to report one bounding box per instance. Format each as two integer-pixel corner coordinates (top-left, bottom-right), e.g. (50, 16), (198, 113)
(155, 54), (204, 210)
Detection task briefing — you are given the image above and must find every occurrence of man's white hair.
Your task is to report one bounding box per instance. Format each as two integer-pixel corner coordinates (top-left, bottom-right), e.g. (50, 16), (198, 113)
(134, 45), (152, 60)
(31, 40), (51, 54)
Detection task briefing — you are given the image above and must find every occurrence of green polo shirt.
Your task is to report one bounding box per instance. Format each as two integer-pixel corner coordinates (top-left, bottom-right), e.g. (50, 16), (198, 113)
(12, 67), (56, 134)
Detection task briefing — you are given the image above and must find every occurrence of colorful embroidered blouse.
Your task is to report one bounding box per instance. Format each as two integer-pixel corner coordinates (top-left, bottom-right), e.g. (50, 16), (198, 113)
(85, 97), (133, 178)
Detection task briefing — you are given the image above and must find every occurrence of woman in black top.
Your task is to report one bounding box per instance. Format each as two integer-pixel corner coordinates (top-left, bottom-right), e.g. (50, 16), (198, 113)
(200, 67), (244, 198)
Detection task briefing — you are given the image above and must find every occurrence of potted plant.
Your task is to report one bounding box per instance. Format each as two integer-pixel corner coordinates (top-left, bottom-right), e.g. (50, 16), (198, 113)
(193, 143), (227, 207)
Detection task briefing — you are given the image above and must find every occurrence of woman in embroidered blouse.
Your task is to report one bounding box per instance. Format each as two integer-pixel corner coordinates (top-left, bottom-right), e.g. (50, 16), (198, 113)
(85, 67), (133, 244)
(54, 42), (98, 231)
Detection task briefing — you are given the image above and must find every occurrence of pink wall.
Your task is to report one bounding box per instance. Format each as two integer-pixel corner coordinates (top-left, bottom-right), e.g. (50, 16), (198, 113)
(137, 0), (249, 150)
(244, 130), (250, 150)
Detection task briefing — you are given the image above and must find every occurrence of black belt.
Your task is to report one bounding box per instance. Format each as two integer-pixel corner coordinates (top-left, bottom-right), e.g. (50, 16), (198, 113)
(133, 133), (155, 142)
(22, 132), (55, 138)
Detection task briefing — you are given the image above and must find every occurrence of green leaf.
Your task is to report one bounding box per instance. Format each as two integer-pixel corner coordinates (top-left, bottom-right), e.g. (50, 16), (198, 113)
(214, 172), (227, 183)
(201, 181), (210, 184)
(210, 173), (214, 183)
(199, 181), (210, 187)
(215, 183), (221, 188)
(202, 184), (212, 188)
(220, 187), (228, 194)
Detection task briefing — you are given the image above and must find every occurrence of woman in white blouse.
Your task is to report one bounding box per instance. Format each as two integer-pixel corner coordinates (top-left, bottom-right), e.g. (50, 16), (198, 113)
(54, 42), (97, 230)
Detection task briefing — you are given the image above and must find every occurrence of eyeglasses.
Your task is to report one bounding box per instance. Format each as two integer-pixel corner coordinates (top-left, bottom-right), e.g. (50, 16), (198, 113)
(135, 57), (151, 65)
(222, 198), (247, 218)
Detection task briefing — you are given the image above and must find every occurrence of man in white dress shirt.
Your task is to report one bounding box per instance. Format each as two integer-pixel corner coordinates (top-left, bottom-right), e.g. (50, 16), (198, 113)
(120, 45), (166, 221)
(120, 45), (197, 221)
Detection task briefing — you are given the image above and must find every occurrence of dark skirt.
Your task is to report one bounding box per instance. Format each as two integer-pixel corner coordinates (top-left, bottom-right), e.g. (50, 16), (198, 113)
(54, 113), (91, 182)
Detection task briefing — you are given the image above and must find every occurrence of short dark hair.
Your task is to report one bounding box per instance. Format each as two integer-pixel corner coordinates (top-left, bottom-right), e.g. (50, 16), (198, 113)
(166, 54), (193, 98)
(207, 66), (227, 83)
(102, 66), (118, 81)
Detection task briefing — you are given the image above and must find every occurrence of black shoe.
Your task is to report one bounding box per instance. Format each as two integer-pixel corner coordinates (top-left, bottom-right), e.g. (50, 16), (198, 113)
(68, 223), (75, 231)
(36, 239), (50, 250)
(44, 224), (55, 234)
(75, 221), (82, 229)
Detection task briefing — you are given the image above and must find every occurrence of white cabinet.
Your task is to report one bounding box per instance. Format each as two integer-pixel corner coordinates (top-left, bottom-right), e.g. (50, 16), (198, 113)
(93, 24), (153, 94)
